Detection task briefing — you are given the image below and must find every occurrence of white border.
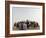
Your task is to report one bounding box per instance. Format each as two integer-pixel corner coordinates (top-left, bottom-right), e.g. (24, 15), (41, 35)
(10, 4), (42, 34)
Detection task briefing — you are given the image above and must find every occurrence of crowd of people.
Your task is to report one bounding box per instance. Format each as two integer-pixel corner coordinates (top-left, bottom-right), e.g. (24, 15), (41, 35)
(14, 20), (40, 30)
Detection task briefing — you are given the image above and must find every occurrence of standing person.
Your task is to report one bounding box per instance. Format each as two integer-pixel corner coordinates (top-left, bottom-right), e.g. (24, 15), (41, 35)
(19, 23), (22, 30)
(23, 23), (27, 30)
(21, 23), (23, 30)
(26, 20), (29, 28)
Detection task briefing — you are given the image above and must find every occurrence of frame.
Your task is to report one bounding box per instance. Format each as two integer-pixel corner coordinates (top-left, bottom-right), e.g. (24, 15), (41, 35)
(5, 1), (45, 37)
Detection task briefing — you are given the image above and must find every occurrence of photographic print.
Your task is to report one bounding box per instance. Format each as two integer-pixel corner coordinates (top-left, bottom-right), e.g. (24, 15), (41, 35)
(5, 1), (45, 37)
(12, 6), (40, 30)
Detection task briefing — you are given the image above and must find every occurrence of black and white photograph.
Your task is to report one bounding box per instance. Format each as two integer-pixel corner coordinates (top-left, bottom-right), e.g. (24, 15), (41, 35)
(12, 7), (40, 30)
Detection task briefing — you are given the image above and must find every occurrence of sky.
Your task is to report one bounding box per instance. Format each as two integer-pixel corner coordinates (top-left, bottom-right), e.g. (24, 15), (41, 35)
(12, 7), (42, 23)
